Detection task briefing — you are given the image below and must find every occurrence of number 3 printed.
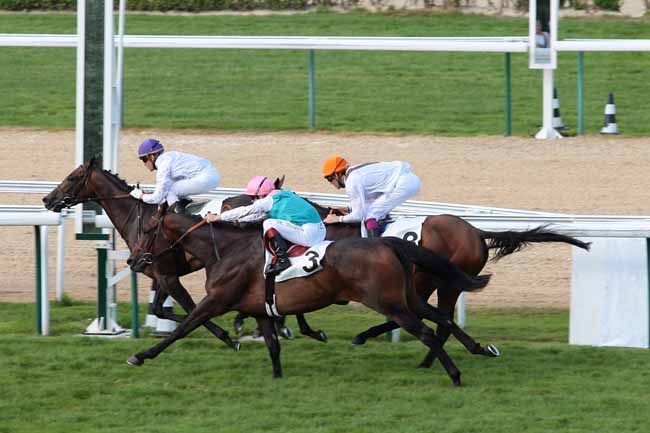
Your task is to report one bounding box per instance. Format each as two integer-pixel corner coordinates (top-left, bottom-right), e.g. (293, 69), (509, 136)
(302, 250), (320, 273)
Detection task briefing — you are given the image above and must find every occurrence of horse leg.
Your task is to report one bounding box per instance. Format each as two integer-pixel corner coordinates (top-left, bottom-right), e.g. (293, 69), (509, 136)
(127, 296), (221, 366)
(351, 321), (400, 345)
(352, 285), (434, 345)
(256, 317), (283, 378)
(296, 314), (328, 342)
(156, 277), (240, 351)
(275, 316), (295, 340)
(418, 290), (499, 368)
(233, 312), (247, 334)
(419, 301), (499, 357)
(390, 311), (462, 386)
(418, 289), (457, 368)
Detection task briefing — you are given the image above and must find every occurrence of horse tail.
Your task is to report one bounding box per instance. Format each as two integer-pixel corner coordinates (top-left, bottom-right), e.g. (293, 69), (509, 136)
(380, 237), (490, 292)
(479, 225), (591, 262)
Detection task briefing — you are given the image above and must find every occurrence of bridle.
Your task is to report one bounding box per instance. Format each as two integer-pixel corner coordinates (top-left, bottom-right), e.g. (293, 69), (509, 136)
(56, 163), (143, 236)
(136, 213), (220, 267)
(57, 163), (131, 209)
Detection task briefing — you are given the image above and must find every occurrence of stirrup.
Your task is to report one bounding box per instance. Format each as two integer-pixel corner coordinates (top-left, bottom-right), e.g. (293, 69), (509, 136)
(265, 258), (291, 276)
(366, 228), (379, 238)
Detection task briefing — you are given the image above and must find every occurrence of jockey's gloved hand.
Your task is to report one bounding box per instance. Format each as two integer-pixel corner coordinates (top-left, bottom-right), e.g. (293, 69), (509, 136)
(130, 188), (144, 200)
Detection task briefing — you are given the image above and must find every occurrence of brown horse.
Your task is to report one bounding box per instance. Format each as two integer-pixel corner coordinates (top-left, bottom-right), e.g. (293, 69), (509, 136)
(221, 193), (591, 367)
(127, 212), (493, 385)
(42, 159), (240, 349)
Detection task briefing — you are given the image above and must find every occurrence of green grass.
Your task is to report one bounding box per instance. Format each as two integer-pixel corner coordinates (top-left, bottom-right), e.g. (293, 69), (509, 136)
(2, 301), (650, 433)
(1, 11), (650, 135)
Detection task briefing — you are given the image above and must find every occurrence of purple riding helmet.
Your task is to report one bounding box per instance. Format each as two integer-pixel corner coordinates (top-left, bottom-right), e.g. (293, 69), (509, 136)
(137, 139), (164, 157)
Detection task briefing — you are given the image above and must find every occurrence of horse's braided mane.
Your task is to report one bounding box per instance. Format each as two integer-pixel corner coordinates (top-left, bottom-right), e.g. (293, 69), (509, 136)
(101, 169), (133, 191)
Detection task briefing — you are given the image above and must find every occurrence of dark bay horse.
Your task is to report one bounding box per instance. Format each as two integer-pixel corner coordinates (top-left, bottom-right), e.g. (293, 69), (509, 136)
(222, 193), (591, 367)
(127, 212), (494, 385)
(42, 159), (240, 349)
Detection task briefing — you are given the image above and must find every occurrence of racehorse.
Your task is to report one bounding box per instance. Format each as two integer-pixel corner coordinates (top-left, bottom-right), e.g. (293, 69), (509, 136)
(42, 159), (241, 349)
(127, 212), (494, 385)
(221, 192), (591, 367)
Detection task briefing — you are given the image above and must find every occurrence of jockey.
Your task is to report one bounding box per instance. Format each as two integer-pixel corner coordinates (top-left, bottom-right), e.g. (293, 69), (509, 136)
(205, 176), (326, 275)
(321, 156), (421, 237)
(130, 138), (220, 213)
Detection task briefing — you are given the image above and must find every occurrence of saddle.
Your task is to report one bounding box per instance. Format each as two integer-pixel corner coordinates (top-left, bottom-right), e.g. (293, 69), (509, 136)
(177, 199), (211, 215)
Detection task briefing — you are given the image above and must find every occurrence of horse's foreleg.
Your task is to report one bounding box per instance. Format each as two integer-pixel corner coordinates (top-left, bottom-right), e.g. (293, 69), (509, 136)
(155, 277), (240, 351)
(127, 297), (220, 366)
(296, 314), (328, 342)
(257, 317), (283, 378)
(391, 311), (461, 386)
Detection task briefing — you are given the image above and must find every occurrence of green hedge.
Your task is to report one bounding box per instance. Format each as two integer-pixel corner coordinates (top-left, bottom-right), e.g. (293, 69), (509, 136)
(0, 0), (622, 13)
(593, 0), (620, 11)
(0, 0), (336, 11)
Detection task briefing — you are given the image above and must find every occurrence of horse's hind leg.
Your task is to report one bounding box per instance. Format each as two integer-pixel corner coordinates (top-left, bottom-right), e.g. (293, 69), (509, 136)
(390, 311), (462, 386)
(417, 292), (499, 368)
(156, 276), (240, 351)
(295, 314), (328, 342)
(127, 296), (222, 366)
(351, 320), (400, 345)
(257, 317), (283, 378)
(352, 283), (435, 345)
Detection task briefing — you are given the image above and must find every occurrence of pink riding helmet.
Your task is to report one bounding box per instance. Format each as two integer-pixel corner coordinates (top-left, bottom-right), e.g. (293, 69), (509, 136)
(244, 176), (275, 197)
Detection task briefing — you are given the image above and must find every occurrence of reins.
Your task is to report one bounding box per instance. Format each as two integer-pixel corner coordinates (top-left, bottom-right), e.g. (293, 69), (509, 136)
(142, 216), (219, 265)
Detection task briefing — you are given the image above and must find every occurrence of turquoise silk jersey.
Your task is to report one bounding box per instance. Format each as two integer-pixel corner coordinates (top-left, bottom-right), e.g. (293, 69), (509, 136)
(268, 190), (322, 226)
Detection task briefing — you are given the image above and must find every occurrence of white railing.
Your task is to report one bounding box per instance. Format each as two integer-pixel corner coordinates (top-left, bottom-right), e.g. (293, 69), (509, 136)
(0, 34), (529, 52)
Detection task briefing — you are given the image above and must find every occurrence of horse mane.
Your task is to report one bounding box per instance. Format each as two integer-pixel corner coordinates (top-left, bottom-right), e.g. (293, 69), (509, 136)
(99, 168), (134, 192)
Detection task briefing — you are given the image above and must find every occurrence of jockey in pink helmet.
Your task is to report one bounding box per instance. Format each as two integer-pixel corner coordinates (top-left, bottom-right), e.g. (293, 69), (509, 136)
(130, 138), (221, 213)
(206, 175), (326, 275)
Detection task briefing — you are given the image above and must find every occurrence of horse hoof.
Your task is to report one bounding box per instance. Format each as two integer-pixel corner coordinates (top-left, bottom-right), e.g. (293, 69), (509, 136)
(453, 376), (462, 387)
(351, 335), (366, 346)
(279, 327), (294, 340)
(417, 361), (432, 369)
(318, 330), (328, 342)
(232, 341), (241, 352)
(486, 344), (500, 357)
(234, 318), (244, 335)
(126, 356), (143, 366)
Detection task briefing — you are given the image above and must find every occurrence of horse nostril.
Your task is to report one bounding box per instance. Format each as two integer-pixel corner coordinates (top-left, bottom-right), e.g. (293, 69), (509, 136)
(126, 258), (133, 266)
(42, 197), (49, 205)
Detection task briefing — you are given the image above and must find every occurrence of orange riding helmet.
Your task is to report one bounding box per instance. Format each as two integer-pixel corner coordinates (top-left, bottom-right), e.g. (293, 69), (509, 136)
(322, 156), (349, 179)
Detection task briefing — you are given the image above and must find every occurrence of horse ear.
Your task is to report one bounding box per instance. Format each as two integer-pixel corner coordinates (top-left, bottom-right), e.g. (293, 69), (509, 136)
(275, 175), (285, 189)
(87, 157), (99, 168)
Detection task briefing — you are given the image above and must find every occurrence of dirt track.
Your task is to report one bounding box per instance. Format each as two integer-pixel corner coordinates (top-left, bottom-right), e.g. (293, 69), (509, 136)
(1, 127), (646, 308)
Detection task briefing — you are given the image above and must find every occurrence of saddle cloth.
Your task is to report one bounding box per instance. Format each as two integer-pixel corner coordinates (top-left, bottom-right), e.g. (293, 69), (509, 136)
(264, 240), (333, 282)
(381, 216), (426, 244)
(194, 198), (223, 217)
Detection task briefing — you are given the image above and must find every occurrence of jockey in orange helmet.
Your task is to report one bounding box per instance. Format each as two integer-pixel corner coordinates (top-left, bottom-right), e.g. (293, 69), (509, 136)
(322, 156), (421, 237)
(205, 176), (326, 275)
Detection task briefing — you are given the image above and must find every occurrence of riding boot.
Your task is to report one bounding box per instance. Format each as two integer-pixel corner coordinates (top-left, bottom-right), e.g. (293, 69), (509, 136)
(172, 199), (191, 214)
(365, 218), (380, 238)
(265, 234), (291, 276)
(366, 228), (379, 238)
(155, 203), (168, 219)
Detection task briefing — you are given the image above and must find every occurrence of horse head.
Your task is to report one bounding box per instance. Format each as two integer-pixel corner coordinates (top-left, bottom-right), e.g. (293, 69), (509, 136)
(43, 158), (104, 212)
(127, 212), (165, 272)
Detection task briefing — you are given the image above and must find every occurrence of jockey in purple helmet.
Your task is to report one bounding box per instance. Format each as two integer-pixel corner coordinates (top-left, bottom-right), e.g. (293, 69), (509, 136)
(130, 138), (220, 212)
(205, 176), (326, 275)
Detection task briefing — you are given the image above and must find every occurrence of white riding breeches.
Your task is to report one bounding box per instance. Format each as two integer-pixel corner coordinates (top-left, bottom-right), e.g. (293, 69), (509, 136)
(166, 169), (220, 206)
(263, 219), (326, 247)
(366, 171), (421, 221)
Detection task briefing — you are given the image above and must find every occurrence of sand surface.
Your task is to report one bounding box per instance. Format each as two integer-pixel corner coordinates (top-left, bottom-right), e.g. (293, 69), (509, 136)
(1, 127), (646, 308)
